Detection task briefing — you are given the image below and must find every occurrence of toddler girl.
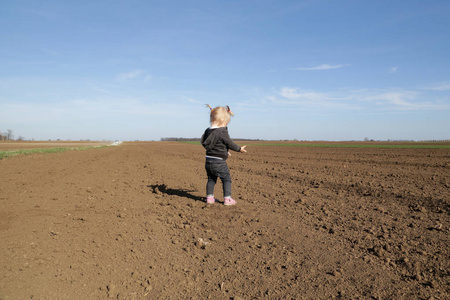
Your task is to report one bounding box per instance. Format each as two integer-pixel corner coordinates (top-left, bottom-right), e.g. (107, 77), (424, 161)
(201, 105), (247, 205)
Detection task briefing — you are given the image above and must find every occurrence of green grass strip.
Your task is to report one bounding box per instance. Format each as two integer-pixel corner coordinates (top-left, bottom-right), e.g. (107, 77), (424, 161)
(180, 141), (201, 145)
(0, 146), (107, 160)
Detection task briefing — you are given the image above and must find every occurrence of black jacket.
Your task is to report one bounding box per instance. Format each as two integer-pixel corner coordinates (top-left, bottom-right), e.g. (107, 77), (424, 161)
(201, 127), (241, 160)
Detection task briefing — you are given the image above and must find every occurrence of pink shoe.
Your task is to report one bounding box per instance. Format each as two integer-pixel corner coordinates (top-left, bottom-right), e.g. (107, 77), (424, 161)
(206, 196), (216, 204)
(224, 197), (237, 206)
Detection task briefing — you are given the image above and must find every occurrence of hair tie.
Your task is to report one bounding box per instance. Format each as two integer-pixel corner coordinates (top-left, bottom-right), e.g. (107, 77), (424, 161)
(226, 105), (234, 116)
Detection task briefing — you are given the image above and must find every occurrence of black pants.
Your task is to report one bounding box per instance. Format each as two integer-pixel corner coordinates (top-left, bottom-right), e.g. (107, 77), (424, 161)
(205, 159), (231, 197)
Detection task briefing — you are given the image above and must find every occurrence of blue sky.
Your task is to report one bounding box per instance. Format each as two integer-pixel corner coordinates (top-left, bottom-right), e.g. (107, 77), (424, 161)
(1, 0), (449, 141)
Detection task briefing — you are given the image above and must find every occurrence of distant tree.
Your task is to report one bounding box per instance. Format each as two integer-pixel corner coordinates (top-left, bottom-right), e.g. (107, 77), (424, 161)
(6, 129), (14, 141)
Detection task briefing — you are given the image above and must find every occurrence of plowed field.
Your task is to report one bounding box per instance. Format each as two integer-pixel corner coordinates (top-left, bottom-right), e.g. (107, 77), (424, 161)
(1, 142), (449, 299)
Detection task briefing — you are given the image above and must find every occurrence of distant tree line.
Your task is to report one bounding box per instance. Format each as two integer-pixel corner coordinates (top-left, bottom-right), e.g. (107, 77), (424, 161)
(160, 137), (266, 142)
(161, 137), (201, 142)
(0, 129), (24, 141)
(161, 137), (450, 143)
(0, 129), (14, 141)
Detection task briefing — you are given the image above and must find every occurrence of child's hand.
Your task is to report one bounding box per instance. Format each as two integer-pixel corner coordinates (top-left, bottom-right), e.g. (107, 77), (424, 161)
(240, 145), (247, 153)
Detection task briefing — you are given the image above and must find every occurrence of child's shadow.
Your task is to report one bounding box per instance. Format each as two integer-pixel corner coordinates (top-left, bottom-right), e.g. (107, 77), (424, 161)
(147, 184), (204, 202)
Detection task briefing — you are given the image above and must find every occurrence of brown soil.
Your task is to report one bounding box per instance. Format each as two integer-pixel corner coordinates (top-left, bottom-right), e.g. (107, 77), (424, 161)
(1, 142), (449, 299)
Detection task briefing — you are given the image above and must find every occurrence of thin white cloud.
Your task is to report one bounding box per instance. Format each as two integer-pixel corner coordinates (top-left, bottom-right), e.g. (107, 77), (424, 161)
(143, 75), (153, 83)
(295, 64), (349, 71)
(264, 86), (450, 111)
(90, 85), (114, 95)
(280, 87), (330, 102)
(363, 91), (418, 108)
(389, 66), (399, 73)
(424, 82), (450, 91)
(183, 97), (204, 104)
(267, 87), (359, 110)
(117, 70), (148, 81)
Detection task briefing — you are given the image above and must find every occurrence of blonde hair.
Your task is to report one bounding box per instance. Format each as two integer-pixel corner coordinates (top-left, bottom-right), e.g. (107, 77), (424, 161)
(210, 106), (232, 126)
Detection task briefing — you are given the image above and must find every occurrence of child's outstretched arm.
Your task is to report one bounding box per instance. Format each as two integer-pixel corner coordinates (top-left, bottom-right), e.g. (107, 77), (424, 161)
(228, 145), (246, 157)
